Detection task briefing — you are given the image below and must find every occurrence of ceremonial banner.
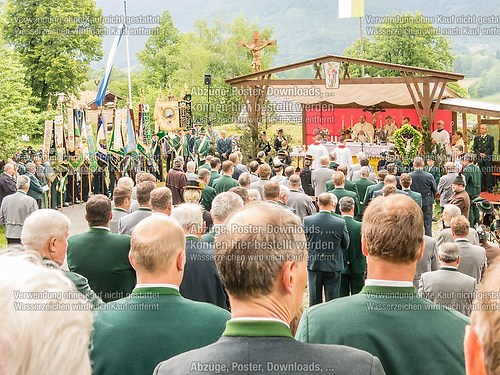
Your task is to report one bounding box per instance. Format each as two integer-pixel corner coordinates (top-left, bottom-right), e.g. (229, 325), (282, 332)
(324, 62), (341, 89)
(154, 100), (180, 133)
(84, 112), (98, 171)
(124, 109), (137, 155)
(43, 120), (53, 158)
(54, 115), (65, 162)
(66, 109), (75, 152)
(96, 113), (109, 165)
(95, 24), (126, 107)
(110, 109), (127, 155)
(338, 0), (364, 18)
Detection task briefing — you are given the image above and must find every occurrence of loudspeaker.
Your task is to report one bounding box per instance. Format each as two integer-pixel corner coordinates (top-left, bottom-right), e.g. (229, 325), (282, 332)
(204, 74), (212, 85)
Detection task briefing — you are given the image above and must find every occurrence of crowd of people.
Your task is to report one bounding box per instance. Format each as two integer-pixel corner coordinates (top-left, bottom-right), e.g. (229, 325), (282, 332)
(0, 125), (500, 375)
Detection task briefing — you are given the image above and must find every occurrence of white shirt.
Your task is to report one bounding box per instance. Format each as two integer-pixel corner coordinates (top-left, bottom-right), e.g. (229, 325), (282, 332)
(307, 142), (329, 170)
(231, 317), (290, 328)
(431, 129), (450, 148)
(135, 283), (179, 291)
(365, 279), (414, 288)
(333, 145), (353, 167)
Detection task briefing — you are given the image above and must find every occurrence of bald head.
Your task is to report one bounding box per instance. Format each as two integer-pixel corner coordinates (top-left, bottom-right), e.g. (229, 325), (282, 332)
(130, 216), (185, 282)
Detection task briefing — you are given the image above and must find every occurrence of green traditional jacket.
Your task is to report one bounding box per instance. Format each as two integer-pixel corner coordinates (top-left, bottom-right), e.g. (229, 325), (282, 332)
(212, 175), (239, 194)
(463, 164), (481, 196)
(223, 319), (293, 338)
(296, 285), (469, 375)
(194, 137), (210, 164)
(330, 188), (359, 216)
(326, 180), (358, 195)
(201, 184), (217, 211)
(91, 286), (230, 375)
(341, 216), (365, 275)
(424, 165), (441, 185)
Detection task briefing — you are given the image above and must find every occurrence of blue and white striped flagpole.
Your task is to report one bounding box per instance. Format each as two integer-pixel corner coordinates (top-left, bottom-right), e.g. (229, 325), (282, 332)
(95, 24), (125, 107)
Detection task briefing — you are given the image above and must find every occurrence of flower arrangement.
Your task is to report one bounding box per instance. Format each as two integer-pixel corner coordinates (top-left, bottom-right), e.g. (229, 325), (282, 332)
(313, 126), (330, 140)
(341, 127), (352, 139)
(393, 124), (423, 165)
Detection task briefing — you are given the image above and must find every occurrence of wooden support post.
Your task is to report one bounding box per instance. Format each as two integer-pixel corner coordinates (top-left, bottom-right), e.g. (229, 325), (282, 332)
(462, 113), (468, 153)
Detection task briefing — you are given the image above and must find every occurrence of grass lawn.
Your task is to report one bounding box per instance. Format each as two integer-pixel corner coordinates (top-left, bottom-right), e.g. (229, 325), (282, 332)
(218, 122), (303, 147)
(0, 226), (6, 247)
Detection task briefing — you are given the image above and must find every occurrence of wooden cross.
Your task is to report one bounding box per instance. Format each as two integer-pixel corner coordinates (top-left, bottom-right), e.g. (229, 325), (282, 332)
(238, 31), (277, 72)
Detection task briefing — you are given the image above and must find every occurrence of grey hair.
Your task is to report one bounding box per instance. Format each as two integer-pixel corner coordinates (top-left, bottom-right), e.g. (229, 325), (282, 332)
(21, 210), (70, 252)
(443, 204), (461, 219)
(320, 155), (330, 165)
(247, 189), (261, 202)
(279, 185), (290, 199)
(360, 166), (370, 177)
(438, 243), (460, 263)
(171, 203), (203, 233)
(186, 161), (196, 172)
(16, 175), (30, 190)
(117, 176), (134, 189)
(198, 168), (210, 181)
(211, 192), (244, 222)
(328, 193), (338, 207)
(26, 162), (36, 173)
(238, 172), (251, 187)
(339, 196), (355, 213)
(0, 254), (93, 374)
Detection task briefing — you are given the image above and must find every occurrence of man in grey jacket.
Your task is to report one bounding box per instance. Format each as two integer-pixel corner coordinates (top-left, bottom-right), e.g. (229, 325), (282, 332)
(154, 203), (384, 375)
(0, 175), (37, 244)
(419, 242), (476, 316)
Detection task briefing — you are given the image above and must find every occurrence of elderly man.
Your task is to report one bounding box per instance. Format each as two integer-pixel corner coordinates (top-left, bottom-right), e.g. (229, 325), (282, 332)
(0, 175), (37, 244)
(21, 209), (103, 308)
(437, 204), (480, 246)
(202, 192), (244, 243)
(450, 215), (487, 284)
(150, 187), (173, 217)
(464, 258), (500, 375)
(431, 120), (450, 149)
(372, 174), (404, 199)
(339, 196), (365, 297)
(67, 194), (135, 302)
(154, 203), (384, 375)
(297, 194), (470, 375)
(171, 203), (228, 309)
(437, 162), (459, 211)
(91, 216), (229, 375)
(118, 181), (155, 235)
(448, 175), (470, 219)
(286, 175), (316, 220)
(166, 157), (187, 205)
(25, 162), (44, 207)
(0, 254), (93, 375)
(0, 162), (17, 207)
(410, 157), (437, 236)
(419, 242), (476, 316)
(110, 186), (132, 233)
(312, 155), (334, 197)
(185, 161), (198, 180)
(352, 115), (374, 143)
(303, 193), (350, 305)
(212, 160), (239, 194)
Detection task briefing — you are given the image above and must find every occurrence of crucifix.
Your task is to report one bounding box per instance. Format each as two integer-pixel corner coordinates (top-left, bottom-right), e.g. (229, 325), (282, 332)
(238, 31), (277, 72)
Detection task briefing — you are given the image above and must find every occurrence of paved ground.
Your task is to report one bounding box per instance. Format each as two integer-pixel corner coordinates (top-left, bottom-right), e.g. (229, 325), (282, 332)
(60, 203), (88, 236)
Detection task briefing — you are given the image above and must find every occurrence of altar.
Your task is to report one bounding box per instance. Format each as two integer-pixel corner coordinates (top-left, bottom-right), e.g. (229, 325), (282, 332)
(290, 142), (393, 167)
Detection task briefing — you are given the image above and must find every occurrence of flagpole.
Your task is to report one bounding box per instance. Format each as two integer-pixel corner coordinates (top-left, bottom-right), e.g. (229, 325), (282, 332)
(124, 0), (133, 109)
(359, 17), (365, 77)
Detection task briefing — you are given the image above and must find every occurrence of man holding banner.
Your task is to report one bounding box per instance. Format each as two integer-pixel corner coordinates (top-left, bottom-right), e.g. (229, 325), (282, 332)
(194, 129), (210, 166)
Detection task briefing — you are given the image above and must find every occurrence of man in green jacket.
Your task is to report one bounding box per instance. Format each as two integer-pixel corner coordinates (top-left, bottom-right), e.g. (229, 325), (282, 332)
(352, 166), (375, 215)
(462, 153), (482, 226)
(339, 197), (365, 296)
(212, 160), (239, 194)
(91, 215), (230, 375)
(327, 171), (359, 217)
(296, 194), (469, 375)
(67, 194), (135, 302)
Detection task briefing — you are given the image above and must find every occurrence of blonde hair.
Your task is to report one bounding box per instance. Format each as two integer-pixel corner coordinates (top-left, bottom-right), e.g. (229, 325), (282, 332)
(0, 253), (93, 375)
(130, 216), (185, 273)
(183, 189), (202, 203)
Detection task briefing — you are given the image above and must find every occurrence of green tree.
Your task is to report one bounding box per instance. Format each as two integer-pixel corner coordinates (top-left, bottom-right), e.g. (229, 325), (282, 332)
(344, 12), (454, 77)
(137, 10), (181, 88)
(469, 64), (500, 98)
(0, 40), (38, 158)
(2, 0), (103, 111)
